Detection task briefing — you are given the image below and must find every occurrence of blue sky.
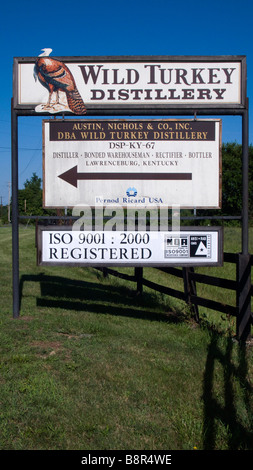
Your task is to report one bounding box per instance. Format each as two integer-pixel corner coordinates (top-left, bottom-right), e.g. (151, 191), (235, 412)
(0, 0), (252, 205)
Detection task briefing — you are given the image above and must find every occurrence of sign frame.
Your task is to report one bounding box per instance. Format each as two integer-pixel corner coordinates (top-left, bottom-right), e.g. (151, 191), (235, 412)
(13, 55), (247, 113)
(36, 226), (223, 268)
(11, 53), (251, 341)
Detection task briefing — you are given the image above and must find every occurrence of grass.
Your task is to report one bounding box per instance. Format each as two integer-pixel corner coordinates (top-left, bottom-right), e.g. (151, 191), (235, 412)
(0, 225), (252, 450)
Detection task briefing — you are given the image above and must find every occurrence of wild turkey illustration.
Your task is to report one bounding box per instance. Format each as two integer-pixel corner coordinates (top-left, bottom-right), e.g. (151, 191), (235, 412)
(33, 48), (86, 114)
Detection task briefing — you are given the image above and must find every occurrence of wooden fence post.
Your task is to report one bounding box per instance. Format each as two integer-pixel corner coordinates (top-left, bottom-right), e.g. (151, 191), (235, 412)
(102, 268), (108, 278)
(135, 267), (143, 295)
(236, 254), (252, 341)
(183, 267), (199, 322)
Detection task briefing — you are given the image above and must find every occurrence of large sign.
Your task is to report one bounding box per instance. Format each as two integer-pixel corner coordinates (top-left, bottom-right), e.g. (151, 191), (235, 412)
(37, 227), (223, 267)
(43, 118), (221, 209)
(13, 54), (246, 113)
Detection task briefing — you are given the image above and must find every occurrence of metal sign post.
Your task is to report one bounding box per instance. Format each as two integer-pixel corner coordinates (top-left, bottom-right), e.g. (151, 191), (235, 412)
(236, 106), (251, 341)
(11, 99), (19, 318)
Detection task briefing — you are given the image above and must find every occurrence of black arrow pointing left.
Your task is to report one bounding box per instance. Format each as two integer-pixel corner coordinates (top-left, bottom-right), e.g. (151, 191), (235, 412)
(58, 165), (192, 188)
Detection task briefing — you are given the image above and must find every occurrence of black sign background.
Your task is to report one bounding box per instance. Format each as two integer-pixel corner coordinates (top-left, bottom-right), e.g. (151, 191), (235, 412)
(49, 119), (216, 141)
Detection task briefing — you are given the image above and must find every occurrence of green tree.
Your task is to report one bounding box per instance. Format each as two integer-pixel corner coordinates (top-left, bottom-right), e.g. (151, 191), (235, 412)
(222, 142), (243, 215)
(222, 143), (253, 217)
(18, 173), (43, 217)
(198, 143), (253, 221)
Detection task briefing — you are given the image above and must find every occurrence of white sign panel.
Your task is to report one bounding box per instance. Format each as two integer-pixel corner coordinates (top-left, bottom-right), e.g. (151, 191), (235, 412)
(38, 228), (222, 267)
(43, 119), (221, 209)
(14, 55), (245, 112)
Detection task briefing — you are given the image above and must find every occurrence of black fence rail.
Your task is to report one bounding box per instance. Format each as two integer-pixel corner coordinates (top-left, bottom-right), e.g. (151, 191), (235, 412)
(96, 251), (253, 338)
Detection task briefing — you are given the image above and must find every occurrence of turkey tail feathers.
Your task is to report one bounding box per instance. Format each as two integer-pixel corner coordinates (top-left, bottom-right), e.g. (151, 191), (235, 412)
(67, 89), (86, 115)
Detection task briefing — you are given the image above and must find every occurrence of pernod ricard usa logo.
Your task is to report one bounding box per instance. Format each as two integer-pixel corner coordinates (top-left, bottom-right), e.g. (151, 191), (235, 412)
(124, 187), (163, 204)
(126, 187), (138, 197)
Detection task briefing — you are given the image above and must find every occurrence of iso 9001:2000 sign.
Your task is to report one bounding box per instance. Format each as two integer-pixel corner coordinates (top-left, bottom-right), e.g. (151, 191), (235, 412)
(37, 227), (222, 267)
